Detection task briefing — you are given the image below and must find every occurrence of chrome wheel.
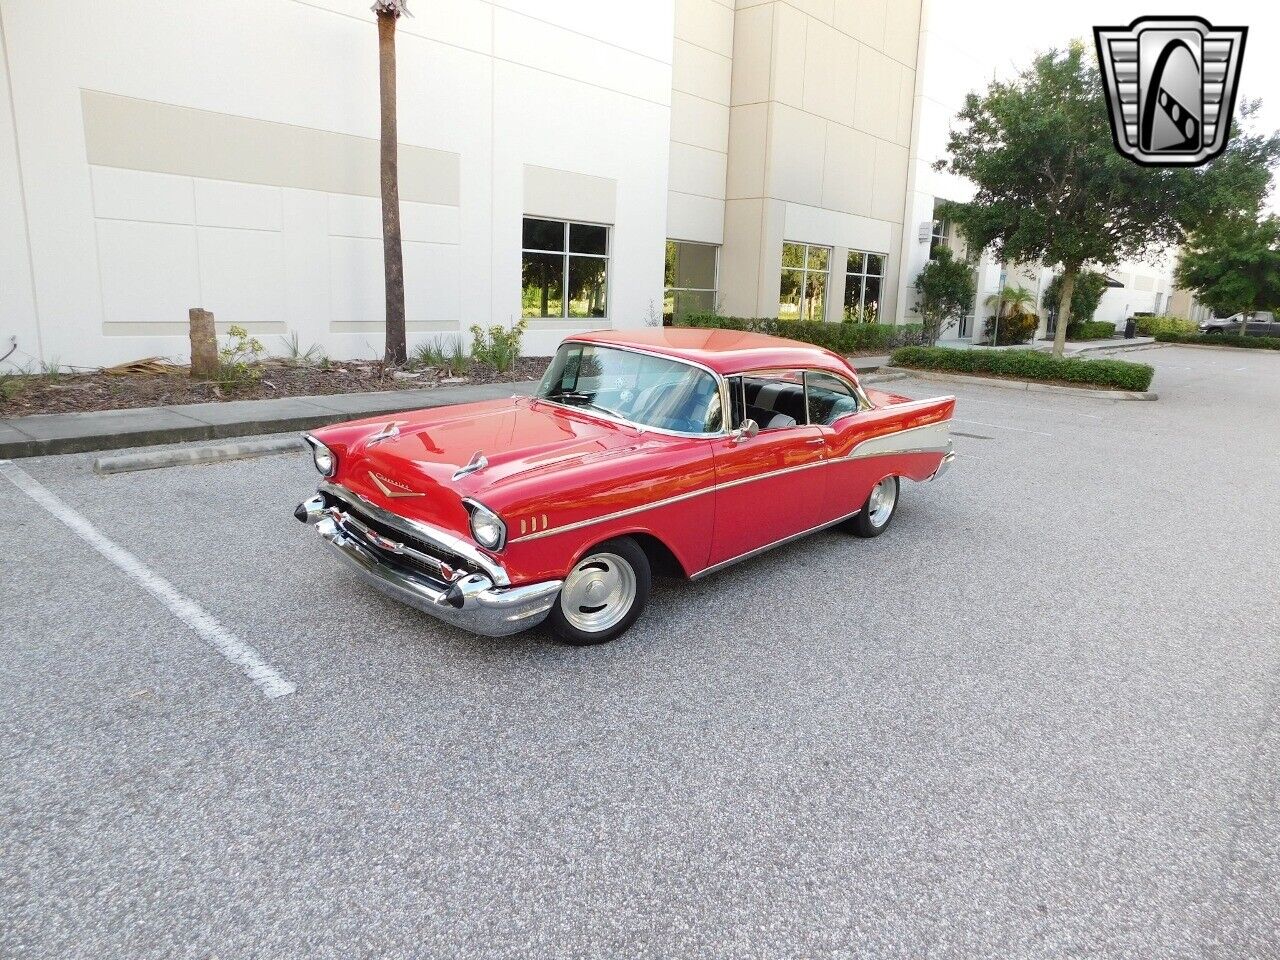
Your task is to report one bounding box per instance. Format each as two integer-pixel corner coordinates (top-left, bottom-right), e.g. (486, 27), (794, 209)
(867, 477), (898, 527)
(560, 552), (637, 633)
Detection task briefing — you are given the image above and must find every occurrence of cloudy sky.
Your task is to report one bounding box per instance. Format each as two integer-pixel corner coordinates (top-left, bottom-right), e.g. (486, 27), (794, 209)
(926, 1), (1279, 210)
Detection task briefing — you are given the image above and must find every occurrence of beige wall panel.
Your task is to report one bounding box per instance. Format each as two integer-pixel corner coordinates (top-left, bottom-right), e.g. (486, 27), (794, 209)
(871, 140), (908, 222)
(730, 3), (773, 106)
(668, 142), (729, 199)
(672, 38), (732, 104)
(770, 4), (808, 109)
(788, 0), (836, 22)
(670, 91), (731, 153)
(719, 197), (765, 316)
(666, 190), (726, 244)
(883, 0), (922, 67)
(853, 47), (900, 142)
(768, 104), (826, 207)
(896, 66), (916, 146)
(95, 219), (199, 328)
(89, 167), (194, 225)
(81, 91), (459, 205)
(726, 102), (769, 199)
(675, 0), (735, 57)
(194, 179), (283, 232)
(802, 20), (860, 127)
(522, 164), (618, 224)
(834, 0), (888, 48)
(821, 123), (875, 217)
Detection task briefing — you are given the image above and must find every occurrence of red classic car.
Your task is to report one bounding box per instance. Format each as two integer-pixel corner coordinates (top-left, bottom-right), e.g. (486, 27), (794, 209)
(294, 328), (955, 644)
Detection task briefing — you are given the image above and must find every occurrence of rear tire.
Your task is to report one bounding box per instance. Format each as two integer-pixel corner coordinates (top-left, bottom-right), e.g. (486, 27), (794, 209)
(846, 476), (900, 538)
(549, 537), (651, 645)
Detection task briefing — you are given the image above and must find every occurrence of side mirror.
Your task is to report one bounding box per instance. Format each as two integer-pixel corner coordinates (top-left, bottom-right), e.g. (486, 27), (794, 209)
(734, 419), (759, 444)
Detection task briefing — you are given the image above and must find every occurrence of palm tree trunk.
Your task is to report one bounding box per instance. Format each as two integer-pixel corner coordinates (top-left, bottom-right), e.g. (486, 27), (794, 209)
(1053, 266), (1077, 359)
(378, 11), (407, 365)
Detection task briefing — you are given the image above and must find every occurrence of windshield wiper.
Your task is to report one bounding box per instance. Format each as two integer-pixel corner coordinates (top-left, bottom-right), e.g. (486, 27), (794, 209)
(545, 391), (621, 420)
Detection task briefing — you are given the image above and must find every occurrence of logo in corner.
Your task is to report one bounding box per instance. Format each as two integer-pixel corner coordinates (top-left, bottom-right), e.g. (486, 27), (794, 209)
(369, 471), (424, 499)
(1094, 16), (1247, 167)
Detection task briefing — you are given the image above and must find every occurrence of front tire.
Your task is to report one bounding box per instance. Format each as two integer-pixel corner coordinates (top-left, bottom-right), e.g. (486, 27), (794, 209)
(846, 475), (900, 538)
(549, 537), (651, 645)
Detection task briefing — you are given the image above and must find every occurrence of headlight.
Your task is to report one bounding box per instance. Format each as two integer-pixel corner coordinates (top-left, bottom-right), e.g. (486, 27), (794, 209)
(467, 501), (506, 550)
(305, 436), (336, 477)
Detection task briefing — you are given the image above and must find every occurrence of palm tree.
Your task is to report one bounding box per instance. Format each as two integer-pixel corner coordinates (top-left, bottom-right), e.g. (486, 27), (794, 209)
(373, 0), (410, 365)
(984, 284), (1035, 318)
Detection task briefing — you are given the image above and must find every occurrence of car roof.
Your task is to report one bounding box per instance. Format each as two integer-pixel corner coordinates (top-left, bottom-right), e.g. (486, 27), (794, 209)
(567, 327), (857, 378)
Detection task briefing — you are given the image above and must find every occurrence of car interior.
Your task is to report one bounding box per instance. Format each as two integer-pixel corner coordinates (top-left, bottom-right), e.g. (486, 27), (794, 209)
(728, 372), (861, 431)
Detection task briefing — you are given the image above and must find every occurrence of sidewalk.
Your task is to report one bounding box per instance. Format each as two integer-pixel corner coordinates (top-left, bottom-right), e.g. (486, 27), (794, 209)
(0, 381), (538, 459)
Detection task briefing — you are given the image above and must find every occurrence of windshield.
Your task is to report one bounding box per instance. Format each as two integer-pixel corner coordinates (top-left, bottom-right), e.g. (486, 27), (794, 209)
(537, 343), (724, 435)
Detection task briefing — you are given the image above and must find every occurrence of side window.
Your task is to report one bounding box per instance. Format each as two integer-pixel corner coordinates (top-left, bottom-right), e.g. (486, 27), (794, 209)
(741, 370), (808, 430)
(805, 371), (860, 425)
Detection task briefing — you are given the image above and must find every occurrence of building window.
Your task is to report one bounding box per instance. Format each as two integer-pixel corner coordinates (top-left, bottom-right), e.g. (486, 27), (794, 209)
(930, 218), (949, 260)
(664, 241), (718, 324)
(779, 242), (830, 322)
(844, 251), (885, 323)
(522, 217), (609, 320)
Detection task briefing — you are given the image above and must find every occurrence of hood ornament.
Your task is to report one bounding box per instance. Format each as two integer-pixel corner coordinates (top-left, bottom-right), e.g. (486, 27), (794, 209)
(452, 451), (488, 481)
(366, 421), (405, 447)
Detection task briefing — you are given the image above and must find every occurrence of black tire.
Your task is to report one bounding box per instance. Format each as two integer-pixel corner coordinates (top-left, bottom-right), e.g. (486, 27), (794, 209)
(845, 475), (900, 539)
(549, 537), (651, 645)
(1206, 327), (1224, 335)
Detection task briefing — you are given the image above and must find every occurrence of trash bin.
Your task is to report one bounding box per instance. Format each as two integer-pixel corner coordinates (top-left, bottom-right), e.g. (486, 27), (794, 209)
(1124, 318), (1137, 339)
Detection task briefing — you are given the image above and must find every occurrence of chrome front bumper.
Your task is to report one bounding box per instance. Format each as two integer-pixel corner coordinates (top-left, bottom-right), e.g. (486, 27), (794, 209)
(298, 495), (561, 637)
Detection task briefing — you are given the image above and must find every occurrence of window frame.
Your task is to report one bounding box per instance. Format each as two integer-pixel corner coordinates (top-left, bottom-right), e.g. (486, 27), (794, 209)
(779, 242), (832, 323)
(664, 239), (720, 324)
(803, 369), (867, 425)
(521, 217), (611, 321)
(844, 250), (886, 322)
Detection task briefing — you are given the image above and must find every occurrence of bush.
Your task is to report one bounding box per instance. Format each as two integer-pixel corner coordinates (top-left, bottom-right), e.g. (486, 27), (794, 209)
(1065, 319), (1116, 340)
(890, 346), (1155, 391)
(983, 312), (1038, 345)
(678, 313), (925, 353)
(1154, 331), (1280, 350)
(217, 325), (265, 390)
(1136, 314), (1196, 337)
(469, 319), (527, 373)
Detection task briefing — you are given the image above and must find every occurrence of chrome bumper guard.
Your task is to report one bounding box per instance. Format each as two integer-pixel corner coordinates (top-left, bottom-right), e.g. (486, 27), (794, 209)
(297, 494), (561, 637)
(928, 446), (956, 482)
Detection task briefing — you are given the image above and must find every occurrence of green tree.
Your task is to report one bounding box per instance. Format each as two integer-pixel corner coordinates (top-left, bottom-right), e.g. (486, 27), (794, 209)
(374, 0), (411, 365)
(1176, 216), (1280, 324)
(1042, 270), (1109, 327)
(936, 43), (1280, 358)
(984, 283), (1036, 318)
(914, 248), (976, 345)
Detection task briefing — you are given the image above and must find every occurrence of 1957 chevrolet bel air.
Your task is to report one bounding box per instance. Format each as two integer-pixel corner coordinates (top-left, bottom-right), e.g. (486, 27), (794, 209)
(294, 328), (955, 644)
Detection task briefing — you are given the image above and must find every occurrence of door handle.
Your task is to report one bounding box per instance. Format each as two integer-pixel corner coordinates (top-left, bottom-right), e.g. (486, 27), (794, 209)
(805, 438), (825, 445)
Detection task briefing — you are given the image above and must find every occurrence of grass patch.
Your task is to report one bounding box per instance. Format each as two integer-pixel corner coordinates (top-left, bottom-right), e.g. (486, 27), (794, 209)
(890, 346), (1155, 392)
(1155, 331), (1280, 350)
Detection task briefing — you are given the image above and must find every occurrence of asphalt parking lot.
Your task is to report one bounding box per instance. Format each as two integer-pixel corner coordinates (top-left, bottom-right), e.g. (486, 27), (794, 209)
(2, 344), (1278, 959)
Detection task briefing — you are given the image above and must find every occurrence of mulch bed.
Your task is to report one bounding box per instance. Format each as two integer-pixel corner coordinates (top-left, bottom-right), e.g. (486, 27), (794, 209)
(0, 357), (552, 418)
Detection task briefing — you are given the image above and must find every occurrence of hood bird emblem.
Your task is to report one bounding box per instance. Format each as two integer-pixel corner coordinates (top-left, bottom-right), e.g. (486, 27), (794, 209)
(452, 451), (488, 481)
(366, 421), (405, 447)
(369, 471), (424, 498)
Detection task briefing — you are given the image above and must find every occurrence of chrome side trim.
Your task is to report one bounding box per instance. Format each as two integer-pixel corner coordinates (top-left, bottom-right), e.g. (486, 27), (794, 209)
(319, 481), (509, 587)
(505, 419), (953, 545)
(689, 507), (862, 581)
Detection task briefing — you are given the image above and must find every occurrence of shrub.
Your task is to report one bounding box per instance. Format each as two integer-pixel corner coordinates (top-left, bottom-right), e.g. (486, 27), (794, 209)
(1154, 331), (1280, 350)
(469, 319), (528, 373)
(983, 312), (1038, 345)
(1042, 270), (1110, 326)
(217, 325), (265, 389)
(890, 346), (1155, 391)
(678, 313), (924, 353)
(1065, 319), (1116, 340)
(1135, 314), (1196, 337)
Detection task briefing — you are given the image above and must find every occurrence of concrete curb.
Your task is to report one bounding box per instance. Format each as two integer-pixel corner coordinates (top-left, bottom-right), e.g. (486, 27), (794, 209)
(0, 381), (537, 459)
(890, 367), (1158, 401)
(1151, 341), (1280, 355)
(861, 371), (910, 385)
(94, 436), (306, 475)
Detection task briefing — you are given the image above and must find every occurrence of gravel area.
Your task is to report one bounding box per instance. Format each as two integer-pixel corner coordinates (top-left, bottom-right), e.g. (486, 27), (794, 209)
(0, 356), (551, 417)
(1, 345), (1278, 958)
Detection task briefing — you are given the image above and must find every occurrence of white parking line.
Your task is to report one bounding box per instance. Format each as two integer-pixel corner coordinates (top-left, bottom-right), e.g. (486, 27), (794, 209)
(0, 459), (295, 700)
(952, 418), (1053, 437)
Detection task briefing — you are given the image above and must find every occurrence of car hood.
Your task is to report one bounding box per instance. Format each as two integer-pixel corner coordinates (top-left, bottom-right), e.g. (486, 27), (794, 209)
(321, 397), (642, 535)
